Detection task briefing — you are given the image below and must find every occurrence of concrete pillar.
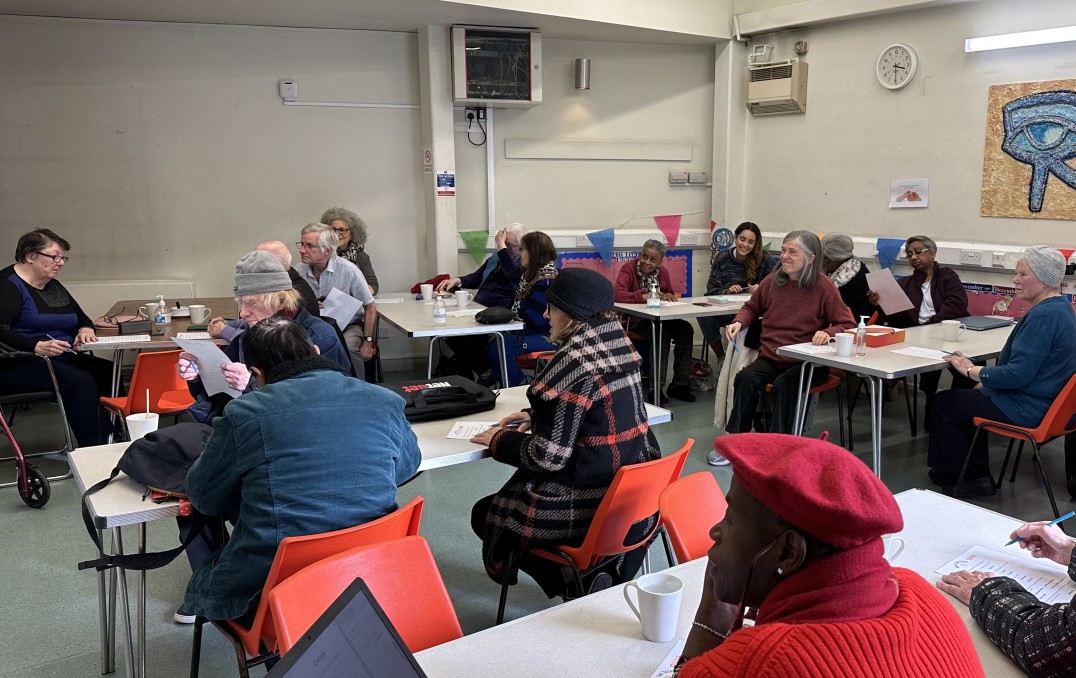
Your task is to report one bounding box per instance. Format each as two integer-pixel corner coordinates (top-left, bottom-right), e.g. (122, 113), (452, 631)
(712, 39), (748, 230)
(418, 26), (459, 275)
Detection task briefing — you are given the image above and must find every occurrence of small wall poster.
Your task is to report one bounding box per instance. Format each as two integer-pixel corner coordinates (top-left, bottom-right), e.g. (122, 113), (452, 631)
(889, 178), (929, 208)
(436, 170), (455, 197)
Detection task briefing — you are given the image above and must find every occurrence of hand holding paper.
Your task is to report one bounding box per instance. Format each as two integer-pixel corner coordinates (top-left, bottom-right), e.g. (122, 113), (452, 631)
(865, 269), (914, 316)
(173, 338), (242, 398)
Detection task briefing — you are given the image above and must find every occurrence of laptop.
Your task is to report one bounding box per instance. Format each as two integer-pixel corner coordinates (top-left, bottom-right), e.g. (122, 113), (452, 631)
(956, 316), (1015, 331)
(267, 578), (428, 678)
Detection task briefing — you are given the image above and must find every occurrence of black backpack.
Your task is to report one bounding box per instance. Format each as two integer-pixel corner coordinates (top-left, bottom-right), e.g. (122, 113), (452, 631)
(382, 376), (498, 423)
(78, 424), (213, 572)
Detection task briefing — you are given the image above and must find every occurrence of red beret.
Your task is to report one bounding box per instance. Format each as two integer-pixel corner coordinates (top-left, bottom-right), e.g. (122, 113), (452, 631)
(714, 433), (903, 549)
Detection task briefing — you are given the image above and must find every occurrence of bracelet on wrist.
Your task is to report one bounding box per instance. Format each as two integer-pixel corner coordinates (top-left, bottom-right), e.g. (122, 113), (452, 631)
(692, 620), (730, 639)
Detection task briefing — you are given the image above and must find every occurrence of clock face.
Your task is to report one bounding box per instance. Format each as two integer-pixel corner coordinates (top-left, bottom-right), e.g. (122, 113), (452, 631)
(876, 44), (918, 90)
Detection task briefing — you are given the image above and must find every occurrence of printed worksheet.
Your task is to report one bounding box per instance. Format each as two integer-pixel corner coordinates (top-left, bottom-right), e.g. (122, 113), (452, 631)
(707, 294), (752, 303)
(176, 332), (212, 340)
(90, 335), (151, 344)
(892, 346), (948, 360)
(372, 297), (405, 304)
(650, 640), (686, 678)
(936, 546), (1076, 604)
(446, 421), (499, 440)
(173, 338), (242, 399)
(782, 342), (836, 354)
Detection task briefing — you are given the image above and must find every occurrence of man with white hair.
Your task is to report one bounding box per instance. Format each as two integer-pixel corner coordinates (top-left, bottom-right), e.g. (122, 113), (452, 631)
(293, 223), (378, 378)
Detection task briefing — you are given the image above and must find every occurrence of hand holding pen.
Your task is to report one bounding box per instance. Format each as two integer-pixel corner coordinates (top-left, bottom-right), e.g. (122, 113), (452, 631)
(36, 334), (76, 356)
(1006, 513), (1076, 568)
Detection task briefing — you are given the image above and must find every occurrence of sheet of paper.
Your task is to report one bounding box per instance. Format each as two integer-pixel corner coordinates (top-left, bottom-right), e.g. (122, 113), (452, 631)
(650, 639), (686, 678)
(936, 546), (1076, 605)
(708, 294), (752, 303)
(446, 308), (483, 317)
(782, 342), (836, 354)
(865, 268), (914, 315)
(659, 300), (686, 307)
(446, 421), (499, 439)
(176, 332), (211, 340)
(173, 338), (242, 398)
(891, 346), (947, 360)
(321, 287), (362, 329)
(90, 334), (152, 344)
(372, 297), (405, 304)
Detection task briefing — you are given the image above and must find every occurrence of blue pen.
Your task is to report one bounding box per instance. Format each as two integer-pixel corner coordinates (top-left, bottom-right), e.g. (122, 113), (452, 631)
(46, 334), (77, 353)
(1005, 510), (1076, 546)
(503, 418), (530, 429)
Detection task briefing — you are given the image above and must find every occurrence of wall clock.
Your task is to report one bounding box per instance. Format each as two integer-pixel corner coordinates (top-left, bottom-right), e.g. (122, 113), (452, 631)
(876, 43), (918, 90)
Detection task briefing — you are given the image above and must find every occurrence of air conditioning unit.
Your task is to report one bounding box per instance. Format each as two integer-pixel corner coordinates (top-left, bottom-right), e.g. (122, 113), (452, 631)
(747, 60), (808, 116)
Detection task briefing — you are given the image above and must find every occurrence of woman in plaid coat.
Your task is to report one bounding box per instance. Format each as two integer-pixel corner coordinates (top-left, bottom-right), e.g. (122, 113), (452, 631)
(470, 268), (661, 598)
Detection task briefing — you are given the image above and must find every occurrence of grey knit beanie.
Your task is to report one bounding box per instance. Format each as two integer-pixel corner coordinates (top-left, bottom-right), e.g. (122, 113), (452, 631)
(821, 233), (855, 262)
(233, 250), (292, 296)
(546, 268), (613, 320)
(1022, 246), (1065, 290)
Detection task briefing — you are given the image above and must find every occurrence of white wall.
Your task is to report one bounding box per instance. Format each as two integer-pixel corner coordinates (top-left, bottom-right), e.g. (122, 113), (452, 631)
(0, 17), (424, 298)
(736, 0), (1076, 250)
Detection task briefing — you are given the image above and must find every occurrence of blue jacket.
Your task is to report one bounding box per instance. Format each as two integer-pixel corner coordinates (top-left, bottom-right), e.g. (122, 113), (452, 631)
(182, 364), (421, 620)
(187, 307), (351, 423)
(980, 296), (1076, 427)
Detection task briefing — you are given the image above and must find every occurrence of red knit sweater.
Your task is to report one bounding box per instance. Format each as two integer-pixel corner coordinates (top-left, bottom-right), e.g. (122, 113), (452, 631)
(679, 569), (985, 678)
(732, 274), (855, 364)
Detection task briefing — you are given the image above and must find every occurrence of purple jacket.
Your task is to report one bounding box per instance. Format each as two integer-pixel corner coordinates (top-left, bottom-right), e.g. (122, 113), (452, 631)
(880, 264), (968, 328)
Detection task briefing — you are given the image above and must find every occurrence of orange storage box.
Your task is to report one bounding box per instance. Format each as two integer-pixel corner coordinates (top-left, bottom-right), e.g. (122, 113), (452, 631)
(864, 326), (905, 347)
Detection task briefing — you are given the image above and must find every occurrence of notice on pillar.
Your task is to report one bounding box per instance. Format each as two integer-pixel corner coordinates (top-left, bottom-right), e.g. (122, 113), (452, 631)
(422, 146), (433, 173)
(436, 170), (456, 197)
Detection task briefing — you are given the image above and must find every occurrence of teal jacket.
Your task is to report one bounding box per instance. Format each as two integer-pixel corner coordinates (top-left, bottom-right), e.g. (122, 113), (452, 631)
(980, 296), (1076, 427)
(182, 362), (420, 620)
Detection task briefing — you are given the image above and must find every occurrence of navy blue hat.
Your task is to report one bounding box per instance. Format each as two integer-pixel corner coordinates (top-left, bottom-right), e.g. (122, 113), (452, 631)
(545, 268), (614, 320)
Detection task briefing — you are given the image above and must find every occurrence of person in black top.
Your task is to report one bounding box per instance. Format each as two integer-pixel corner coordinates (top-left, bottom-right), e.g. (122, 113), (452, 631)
(699, 223), (775, 361)
(0, 229), (114, 446)
(820, 233), (873, 322)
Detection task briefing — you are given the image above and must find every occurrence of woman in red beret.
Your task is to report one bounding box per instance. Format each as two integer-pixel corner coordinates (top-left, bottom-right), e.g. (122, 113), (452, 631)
(675, 433), (983, 677)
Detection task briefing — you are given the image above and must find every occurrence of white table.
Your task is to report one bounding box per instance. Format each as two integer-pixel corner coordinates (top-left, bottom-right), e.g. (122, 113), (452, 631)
(71, 386), (671, 676)
(416, 489), (1040, 677)
(615, 297), (745, 404)
(777, 323), (1013, 477)
(376, 295), (524, 387)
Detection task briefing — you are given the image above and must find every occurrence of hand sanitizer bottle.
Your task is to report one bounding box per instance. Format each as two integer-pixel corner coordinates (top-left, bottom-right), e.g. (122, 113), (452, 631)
(855, 315), (869, 356)
(432, 296), (447, 325)
(152, 295), (168, 336)
(647, 284), (661, 309)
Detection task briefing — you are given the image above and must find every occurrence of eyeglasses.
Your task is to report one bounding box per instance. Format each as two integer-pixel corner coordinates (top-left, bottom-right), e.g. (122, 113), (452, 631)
(333, 227), (350, 235)
(295, 242), (321, 251)
(906, 247), (931, 257)
(34, 251), (70, 264)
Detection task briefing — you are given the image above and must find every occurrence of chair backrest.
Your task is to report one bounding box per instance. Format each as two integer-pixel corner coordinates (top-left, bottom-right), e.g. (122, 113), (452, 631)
(127, 350), (194, 413)
(571, 439), (692, 568)
(243, 496), (424, 650)
(659, 472), (728, 563)
(268, 535), (462, 655)
(1036, 373), (1076, 440)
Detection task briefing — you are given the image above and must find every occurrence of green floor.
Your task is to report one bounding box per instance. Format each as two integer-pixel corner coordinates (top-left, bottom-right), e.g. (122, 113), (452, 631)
(1, 370), (1070, 677)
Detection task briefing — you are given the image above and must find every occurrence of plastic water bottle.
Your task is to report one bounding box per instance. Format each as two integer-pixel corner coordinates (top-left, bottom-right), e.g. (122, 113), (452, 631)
(432, 296), (447, 325)
(151, 295), (168, 336)
(646, 284), (661, 309)
(855, 315), (869, 357)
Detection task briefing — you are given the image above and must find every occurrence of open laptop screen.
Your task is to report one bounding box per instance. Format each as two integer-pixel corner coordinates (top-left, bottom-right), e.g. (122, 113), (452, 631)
(268, 578), (427, 678)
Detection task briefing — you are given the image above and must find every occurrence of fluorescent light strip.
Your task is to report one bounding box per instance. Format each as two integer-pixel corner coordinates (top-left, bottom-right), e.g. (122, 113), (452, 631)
(965, 25), (1076, 52)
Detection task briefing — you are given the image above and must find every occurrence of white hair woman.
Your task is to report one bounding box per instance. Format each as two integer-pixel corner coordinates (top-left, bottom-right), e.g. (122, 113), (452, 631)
(721, 230), (855, 437)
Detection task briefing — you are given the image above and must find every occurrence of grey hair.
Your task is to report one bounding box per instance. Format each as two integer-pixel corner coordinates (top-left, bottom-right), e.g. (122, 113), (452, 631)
(821, 233), (855, 263)
(255, 240), (292, 269)
(774, 230), (823, 289)
(300, 222), (338, 253)
(505, 222), (527, 238)
(905, 235), (937, 254)
(642, 239), (666, 256)
(320, 207), (368, 249)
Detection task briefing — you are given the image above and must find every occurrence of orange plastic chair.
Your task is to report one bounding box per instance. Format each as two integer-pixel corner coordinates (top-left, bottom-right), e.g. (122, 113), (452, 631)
(762, 375), (845, 444)
(268, 536), (462, 655)
(496, 439), (692, 624)
(955, 374), (1076, 518)
(190, 496), (424, 678)
(658, 472), (728, 564)
(99, 349), (194, 438)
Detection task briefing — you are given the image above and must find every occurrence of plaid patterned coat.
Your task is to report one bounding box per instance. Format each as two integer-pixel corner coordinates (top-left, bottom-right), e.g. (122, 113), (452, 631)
(481, 316), (661, 584)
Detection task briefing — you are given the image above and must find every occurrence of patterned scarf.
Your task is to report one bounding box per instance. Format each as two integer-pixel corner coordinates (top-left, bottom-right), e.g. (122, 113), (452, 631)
(337, 241), (361, 263)
(830, 256), (862, 289)
(636, 260), (659, 295)
(513, 260), (558, 314)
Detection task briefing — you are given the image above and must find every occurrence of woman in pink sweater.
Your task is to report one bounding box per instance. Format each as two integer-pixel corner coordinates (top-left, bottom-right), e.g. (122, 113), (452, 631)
(722, 230), (854, 434)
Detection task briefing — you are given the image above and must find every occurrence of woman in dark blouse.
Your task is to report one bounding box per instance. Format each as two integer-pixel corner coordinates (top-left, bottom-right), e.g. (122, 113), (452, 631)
(0, 229), (114, 446)
(699, 222), (775, 360)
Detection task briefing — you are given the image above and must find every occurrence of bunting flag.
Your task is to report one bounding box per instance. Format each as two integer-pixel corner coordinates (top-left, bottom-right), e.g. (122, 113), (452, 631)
(654, 214), (682, 246)
(877, 238), (905, 270)
(459, 230), (490, 266)
(586, 228), (616, 263)
(1059, 248), (1074, 262)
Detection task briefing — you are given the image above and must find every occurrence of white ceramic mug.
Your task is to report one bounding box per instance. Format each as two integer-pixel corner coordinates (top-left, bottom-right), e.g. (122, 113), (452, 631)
(188, 304), (212, 324)
(455, 291), (474, 308)
(623, 572), (684, 643)
(126, 412), (159, 441)
(941, 320), (966, 342)
(882, 535), (906, 563)
(829, 332), (855, 357)
(420, 283), (434, 300)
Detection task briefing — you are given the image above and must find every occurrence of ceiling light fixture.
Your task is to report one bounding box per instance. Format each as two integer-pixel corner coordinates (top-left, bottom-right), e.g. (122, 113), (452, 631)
(574, 58), (591, 90)
(965, 25), (1076, 52)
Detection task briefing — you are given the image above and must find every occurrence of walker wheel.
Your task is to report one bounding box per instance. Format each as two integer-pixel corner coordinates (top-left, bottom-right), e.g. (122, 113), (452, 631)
(19, 464), (50, 508)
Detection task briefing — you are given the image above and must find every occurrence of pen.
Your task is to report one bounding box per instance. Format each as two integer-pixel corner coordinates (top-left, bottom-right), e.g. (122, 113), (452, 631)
(1005, 510), (1076, 546)
(729, 337), (740, 354)
(45, 334), (77, 353)
(503, 418), (530, 429)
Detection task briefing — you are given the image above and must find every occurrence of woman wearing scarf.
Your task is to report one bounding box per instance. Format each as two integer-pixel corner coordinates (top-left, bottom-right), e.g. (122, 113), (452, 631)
(820, 232), (873, 321)
(486, 231), (558, 387)
(675, 433), (983, 677)
(320, 207), (379, 295)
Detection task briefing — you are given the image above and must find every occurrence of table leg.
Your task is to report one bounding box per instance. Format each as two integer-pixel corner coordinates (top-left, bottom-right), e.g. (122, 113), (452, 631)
(138, 524), (147, 678)
(650, 319), (662, 406)
(866, 377), (884, 477)
(791, 363), (813, 436)
(113, 528), (137, 678)
(491, 332), (509, 388)
(426, 338), (437, 379)
(110, 348), (126, 397)
(97, 528), (113, 675)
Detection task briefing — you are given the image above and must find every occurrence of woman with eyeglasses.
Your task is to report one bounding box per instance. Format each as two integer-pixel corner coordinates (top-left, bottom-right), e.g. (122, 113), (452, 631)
(867, 235), (972, 427)
(320, 207), (378, 295)
(0, 229), (115, 446)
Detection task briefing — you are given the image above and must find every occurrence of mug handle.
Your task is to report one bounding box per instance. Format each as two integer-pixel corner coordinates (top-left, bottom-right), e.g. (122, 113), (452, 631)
(884, 537), (906, 562)
(958, 323), (966, 337)
(623, 582), (642, 621)
(137, 305), (149, 319)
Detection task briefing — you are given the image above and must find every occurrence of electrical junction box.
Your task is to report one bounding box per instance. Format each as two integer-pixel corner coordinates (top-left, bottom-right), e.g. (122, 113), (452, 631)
(278, 80), (298, 102)
(452, 26), (541, 107)
(688, 171), (709, 184)
(668, 170), (689, 185)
